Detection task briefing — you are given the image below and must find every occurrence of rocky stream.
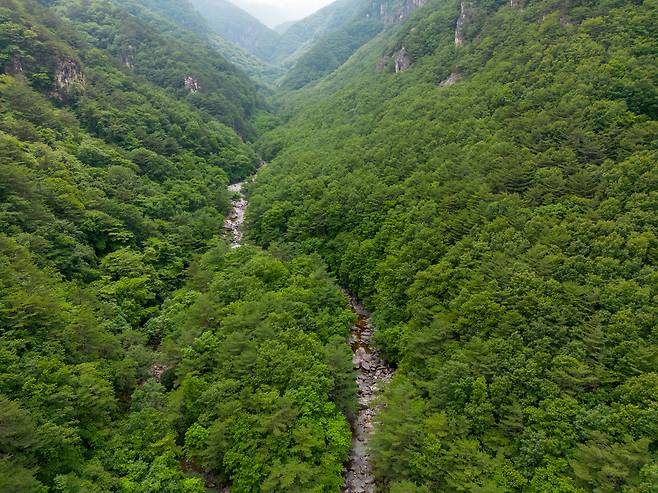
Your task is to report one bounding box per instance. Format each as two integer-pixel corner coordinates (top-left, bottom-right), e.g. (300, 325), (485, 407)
(224, 178), (394, 492)
(224, 181), (247, 248)
(344, 298), (394, 493)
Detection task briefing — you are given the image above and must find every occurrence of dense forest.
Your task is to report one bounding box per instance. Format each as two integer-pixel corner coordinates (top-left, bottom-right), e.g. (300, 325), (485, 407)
(250, 0), (658, 491)
(0, 0), (352, 490)
(1, 0), (657, 492)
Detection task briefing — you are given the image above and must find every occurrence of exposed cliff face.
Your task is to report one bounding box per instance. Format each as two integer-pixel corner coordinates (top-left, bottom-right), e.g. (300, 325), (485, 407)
(52, 58), (85, 98)
(373, 0), (432, 73)
(439, 71), (462, 87)
(455, 0), (474, 47)
(375, 0), (429, 24)
(4, 54), (23, 76)
(396, 0), (428, 21)
(121, 44), (136, 70)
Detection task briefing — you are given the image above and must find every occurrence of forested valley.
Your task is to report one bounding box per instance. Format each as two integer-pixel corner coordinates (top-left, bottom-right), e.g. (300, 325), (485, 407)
(1, 0), (656, 492)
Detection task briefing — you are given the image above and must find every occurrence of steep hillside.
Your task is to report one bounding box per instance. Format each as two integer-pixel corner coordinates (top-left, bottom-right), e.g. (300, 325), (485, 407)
(279, 0), (433, 90)
(2, 0), (656, 491)
(231, 0), (290, 28)
(0, 0), (353, 491)
(273, 0), (366, 64)
(274, 20), (295, 34)
(49, 0), (263, 138)
(178, 0), (420, 89)
(210, 33), (285, 83)
(125, 0), (283, 84)
(250, 0), (658, 490)
(133, 0), (211, 35)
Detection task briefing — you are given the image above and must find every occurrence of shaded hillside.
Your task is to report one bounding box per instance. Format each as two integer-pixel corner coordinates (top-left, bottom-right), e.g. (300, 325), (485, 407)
(50, 0), (263, 138)
(134, 0), (210, 35)
(273, 0), (366, 65)
(127, 0), (283, 84)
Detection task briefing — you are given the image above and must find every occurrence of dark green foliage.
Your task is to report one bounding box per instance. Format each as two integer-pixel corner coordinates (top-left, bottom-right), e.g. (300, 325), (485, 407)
(280, 18), (383, 90)
(3, 0), (657, 490)
(51, 0), (263, 139)
(249, 0), (658, 490)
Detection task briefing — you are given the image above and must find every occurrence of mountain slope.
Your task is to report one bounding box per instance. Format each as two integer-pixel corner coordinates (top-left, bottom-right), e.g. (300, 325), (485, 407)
(278, 0), (433, 90)
(124, 0), (283, 84)
(272, 0), (366, 64)
(50, 0), (263, 138)
(0, 0), (354, 490)
(132, 0), (211, 34)
(250, 0), (658, 490)
(189, 0), (280, 61)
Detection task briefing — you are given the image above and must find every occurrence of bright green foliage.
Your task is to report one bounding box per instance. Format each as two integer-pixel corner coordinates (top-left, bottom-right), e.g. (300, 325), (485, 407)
(3, 0), (657, 490)
(0, 0), (355, 490)
(155, 245), (355, 491)
(248, 0), (658, 490)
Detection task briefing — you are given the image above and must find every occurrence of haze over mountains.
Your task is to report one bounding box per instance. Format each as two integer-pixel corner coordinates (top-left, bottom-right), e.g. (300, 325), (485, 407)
(189, 0), (368, 69)
(231, 0), (336, 28)
(187, 0), (435, 88)
(1, 0), (656, 492)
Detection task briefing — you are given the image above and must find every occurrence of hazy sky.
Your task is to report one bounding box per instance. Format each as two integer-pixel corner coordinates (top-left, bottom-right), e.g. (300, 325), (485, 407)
(232, 0), (335, 28)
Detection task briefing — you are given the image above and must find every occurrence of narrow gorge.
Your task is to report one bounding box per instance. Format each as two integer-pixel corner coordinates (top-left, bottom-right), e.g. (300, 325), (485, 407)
(344, 298), (394, 493)
(2, 0), (655, 491)
(224, 181), (247, 248)
(224, 178), (394, 493)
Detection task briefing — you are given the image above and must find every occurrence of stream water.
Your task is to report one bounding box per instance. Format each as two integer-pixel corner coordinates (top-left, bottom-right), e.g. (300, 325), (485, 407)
(223, 178), (394, 492)
(344, 297), (394, 493)
(224, 181), (247, 248)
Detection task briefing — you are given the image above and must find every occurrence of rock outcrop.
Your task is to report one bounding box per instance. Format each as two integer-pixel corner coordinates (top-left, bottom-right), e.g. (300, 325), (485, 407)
(121, 44), (136, 70)
(149, 364), (169, 383)
(52, 58), (85, 98)
(184, 76), (201, 93)
(376, 0), (428, 24)
(4, 54), (23, 76)
(394, 47), (411, 73)
(439, 71), (462, 87)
